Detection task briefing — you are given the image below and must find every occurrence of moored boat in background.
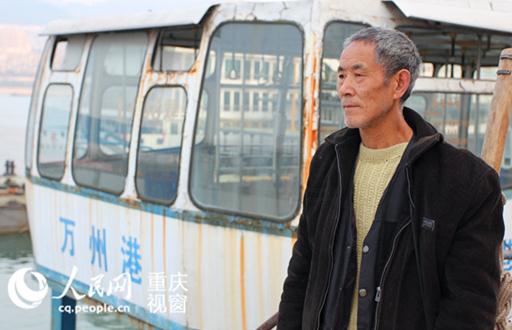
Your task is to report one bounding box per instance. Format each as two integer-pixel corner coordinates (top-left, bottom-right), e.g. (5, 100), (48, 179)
(0, 160), (28, 234)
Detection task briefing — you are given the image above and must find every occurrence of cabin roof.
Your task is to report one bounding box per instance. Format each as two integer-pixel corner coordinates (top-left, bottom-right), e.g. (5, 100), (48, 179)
(41, 0), (512, 36)
(41, 0), (306, 36)
(384, 0), (512, 34)
(41, 2), (218, 36)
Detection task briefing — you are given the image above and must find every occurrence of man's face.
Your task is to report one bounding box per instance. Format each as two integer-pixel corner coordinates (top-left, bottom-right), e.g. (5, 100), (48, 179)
(337, 41), (397, 129)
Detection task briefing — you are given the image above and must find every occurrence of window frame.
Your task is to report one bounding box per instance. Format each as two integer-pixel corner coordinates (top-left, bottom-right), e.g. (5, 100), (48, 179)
(151, 25), (202, 73)
(71, 31), (149, 195)
(50, 36), (85, 72)
(395, 25), (512, 82)
(318, 20), (369, 145)
(26, 38), (53, 172)
(36, 83), (74, 181)
(134, 84), (188, 205)
(188, 20), (305, 223)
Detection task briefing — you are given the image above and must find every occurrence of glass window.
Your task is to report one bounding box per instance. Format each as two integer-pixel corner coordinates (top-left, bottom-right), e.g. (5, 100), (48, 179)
(398, 26), (512, 80)
(190, 23), (303, 220)
(501, 126), (512, 191)
(26, 39), (51, 171)
(136, 87), (186, 204)
(475, 66), (499, 80)
(73, 32), (148, 194)
(253, 92), (260, 112)
(37, 84), (73, 180)
(51, 36), (85, 71)
(153, 27), (201, 72)
(98, 86), (137, 156)
(223, 91), (231, 111)
(466, 94), (512, 190)
(419, 63), (434, 77)
(437, 64), (462, 79)
(403, 92), (512, 190)
(233, 91), (240, 112)
(404, 92), (467, 147)
(224, 56), (241, 80)
(467, 94), (492, 155)
(319, 21), (367, 141)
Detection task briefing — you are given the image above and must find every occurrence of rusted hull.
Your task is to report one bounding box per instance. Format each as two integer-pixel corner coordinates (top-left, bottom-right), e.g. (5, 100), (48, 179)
(26, 180), (292, 329)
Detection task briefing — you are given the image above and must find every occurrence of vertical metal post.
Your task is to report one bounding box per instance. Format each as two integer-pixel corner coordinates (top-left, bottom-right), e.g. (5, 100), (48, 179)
(51, 288), (77, 330)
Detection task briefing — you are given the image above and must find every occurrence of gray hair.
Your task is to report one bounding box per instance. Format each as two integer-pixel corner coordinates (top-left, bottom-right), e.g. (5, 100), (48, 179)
(343, 27), (421, 103)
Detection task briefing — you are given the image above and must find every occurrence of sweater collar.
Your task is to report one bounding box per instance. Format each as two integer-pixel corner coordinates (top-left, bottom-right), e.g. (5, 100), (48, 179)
(324, 107), (443, 165)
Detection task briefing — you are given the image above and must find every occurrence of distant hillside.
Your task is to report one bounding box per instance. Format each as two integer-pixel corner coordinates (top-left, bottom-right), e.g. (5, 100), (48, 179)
(0, 25), (45, 95)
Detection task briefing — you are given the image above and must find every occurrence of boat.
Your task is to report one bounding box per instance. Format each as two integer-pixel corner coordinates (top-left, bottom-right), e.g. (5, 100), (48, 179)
(0, 160), (28, 234)
(22, 0), (512, 328)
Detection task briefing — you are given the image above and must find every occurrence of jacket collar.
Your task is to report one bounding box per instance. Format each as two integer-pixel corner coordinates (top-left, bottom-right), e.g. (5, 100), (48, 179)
(324, 107), (443, 165)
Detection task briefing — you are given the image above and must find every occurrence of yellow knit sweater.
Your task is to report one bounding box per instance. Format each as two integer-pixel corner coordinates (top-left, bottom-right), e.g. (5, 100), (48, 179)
(348, 141), (408, 330)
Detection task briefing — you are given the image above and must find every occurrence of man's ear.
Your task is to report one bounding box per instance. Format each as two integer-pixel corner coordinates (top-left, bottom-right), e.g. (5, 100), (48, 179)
(393, 69), (411, 101)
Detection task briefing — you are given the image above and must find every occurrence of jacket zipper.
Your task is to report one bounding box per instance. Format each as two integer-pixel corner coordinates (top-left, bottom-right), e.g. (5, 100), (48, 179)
(373, 219), (411, 330)
(315, 145), (344, 330)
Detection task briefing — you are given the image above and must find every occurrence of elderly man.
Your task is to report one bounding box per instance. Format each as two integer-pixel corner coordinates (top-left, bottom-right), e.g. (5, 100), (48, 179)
(277, 27), (504, 330)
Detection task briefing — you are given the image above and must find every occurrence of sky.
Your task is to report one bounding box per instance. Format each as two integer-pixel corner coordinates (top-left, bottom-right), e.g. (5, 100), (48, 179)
(1, 0), (212, 26)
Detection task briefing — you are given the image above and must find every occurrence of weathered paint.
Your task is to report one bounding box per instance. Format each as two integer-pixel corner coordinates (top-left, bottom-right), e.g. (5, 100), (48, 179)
(29, 176), (295, 236)
(303, 47), (319, 189)
(41, 3), (219, 36)
(29, 181), (295, 329)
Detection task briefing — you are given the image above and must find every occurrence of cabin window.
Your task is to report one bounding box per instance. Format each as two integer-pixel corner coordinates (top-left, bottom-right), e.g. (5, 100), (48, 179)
(404, 93), (500, 155)
(501, 126), (512, 191)
(26, 39), (50, 171)
(72, 32), (148, 194)
(51, 36), (85, 71)
(190, 22), (303, 221)
(398, 25), (512, 190)
(437, 64), (463, 79)
(404, 92), (468, 147)
(419, 63), (434, 77)
(319, 21), (367, 141)
(475, 66), (499, 80)
(398, 26), (512, 80)
(467, 94), (493, 154)
(153, 27), (201, 72)
(135, 86), (186, 204)
(37, 84), (73, 180)
(466, 94), (512, 190)
(404, 92), (512, 189)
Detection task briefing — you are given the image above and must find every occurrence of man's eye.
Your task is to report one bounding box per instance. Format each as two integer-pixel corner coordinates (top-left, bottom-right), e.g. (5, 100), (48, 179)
(338, 74), (345, 79)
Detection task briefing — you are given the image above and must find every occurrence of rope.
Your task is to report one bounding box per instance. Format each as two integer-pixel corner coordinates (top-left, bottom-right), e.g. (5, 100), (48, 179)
(496, 248), (512, 330)
(496, 272), (512, 330)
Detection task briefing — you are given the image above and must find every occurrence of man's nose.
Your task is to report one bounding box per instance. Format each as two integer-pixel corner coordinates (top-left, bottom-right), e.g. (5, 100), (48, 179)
(337, 76), (355, 97)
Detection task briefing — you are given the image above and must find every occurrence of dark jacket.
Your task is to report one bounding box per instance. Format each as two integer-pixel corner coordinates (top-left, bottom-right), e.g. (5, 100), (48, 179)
(277, 107), (504, 330)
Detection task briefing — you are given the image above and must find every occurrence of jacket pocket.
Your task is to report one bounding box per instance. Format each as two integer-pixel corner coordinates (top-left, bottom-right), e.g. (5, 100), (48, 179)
(419, 216), (438, 266)
(419, 216), (441, 327)
(420, 217), (437, 245)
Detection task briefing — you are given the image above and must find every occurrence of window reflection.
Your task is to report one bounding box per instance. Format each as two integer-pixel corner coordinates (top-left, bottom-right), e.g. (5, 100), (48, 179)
(136, 87), (186, 204)
(38, 84), (73, 180)
(73, 32), (148, 194)
(190, 23), (303, 220)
